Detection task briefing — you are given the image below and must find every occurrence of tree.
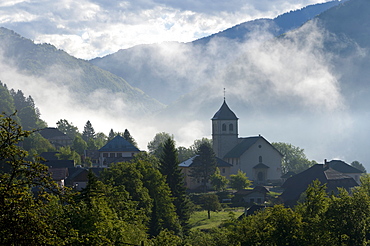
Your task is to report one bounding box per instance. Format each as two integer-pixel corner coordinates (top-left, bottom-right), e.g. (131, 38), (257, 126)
(200, 193), (222, 219)
(147, 132), (173, 157)
(56, 146), (81, 165)
(82, 120), (95, 142)
(190, 141), (217, 192)
(272, 142), (315, 174)
(0, 83), (16, 115)
(72, 135), (87, 155)
(177, 146), (195, 163)
(351, 160), (366, 173)
(229, 170), (252, 191)
(159, 137), (191, 231)
(56, 119), (79, 139)
(210, 167), (229, 191)
(123, 129), (138, 147)
(0, 113), (66, 245)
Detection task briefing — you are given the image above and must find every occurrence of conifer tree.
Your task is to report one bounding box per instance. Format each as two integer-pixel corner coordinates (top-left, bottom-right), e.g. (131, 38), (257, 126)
(123, 129), (138, 147)
(190, 141), (217, 192)
(159, 138), (191, 232)
(82, 120), (95, 142)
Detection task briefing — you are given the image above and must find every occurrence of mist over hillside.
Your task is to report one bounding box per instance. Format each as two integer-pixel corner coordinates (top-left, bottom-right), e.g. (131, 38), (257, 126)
(0, 27), (164, 118)
(90, 0), (344, 105)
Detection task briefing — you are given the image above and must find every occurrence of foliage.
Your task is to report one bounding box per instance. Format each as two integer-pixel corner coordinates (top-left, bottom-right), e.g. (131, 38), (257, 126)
(22, 132), (55, 155)
(351, 160), (366, 173)
(101, 159), (181, 237)
(56, 119), (79, 139)
(56, 146), (81, 165)
(147, 132), (173, 157)
(177, 138), (212, 163)
(72, 134), (87, 155)
(229, 170), (252, 191)
(159, 137), (191, 232)
(190, 141), (217, 192)
(272, 142), (315, 174)
(82, 120), (95, 142)
(210, 167), (229, 191)
(0, 113), (66, 245)
(200, 193), (222, 219)
(123, 129), (138, 147)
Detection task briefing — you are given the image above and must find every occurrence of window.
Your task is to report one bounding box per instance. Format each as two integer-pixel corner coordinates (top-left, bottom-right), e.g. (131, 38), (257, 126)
(222, 168), (225, 174)
(259, 156), (262, 163)
(229, 124), (233, 131)
(117, 153), (122, 157)
(222, 123), (226, 131)
(103, 153), (108, 157)
(109, 153), (115, 158)
(257, 198), (262, 203)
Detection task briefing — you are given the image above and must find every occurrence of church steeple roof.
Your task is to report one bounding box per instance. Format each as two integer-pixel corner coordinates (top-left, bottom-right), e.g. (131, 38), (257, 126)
(212, 100), (238, 120)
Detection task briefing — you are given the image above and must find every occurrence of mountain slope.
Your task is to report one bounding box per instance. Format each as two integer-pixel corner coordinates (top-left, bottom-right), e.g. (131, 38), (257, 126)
(0, 27), (164, 115)
(89, 0), (344, 104)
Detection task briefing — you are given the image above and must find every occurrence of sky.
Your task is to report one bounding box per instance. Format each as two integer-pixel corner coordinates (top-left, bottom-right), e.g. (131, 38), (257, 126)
(0, 0), (332, 60)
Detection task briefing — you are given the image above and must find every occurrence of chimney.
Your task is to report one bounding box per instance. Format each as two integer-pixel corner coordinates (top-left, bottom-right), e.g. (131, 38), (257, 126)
(324, 159), (328, 169)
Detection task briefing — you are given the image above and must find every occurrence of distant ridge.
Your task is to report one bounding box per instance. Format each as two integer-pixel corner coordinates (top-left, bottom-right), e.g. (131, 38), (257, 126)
(0, 27), (164, 115)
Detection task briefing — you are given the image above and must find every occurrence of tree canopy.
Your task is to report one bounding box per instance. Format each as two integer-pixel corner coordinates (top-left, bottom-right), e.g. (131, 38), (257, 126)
(272, 142), (315, 174)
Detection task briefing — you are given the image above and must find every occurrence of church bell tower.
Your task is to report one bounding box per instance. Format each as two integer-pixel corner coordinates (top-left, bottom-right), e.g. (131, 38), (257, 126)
(211, 99), (239, 159)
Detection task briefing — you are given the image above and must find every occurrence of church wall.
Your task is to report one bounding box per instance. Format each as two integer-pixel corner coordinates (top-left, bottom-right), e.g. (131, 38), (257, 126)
(234, 138), (282, 183)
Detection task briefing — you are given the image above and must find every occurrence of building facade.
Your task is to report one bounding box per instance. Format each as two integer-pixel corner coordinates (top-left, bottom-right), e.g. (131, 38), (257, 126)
(212, 100), (282, 185)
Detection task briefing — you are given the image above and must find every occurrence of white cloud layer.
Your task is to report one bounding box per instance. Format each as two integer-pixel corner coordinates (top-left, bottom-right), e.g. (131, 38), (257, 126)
(0, 0), (332, 59)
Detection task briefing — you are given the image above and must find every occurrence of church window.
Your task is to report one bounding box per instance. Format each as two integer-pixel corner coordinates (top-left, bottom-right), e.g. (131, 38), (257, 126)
(222, 123), (226, 131)
(229, 124), (233, 131)
(259, 156), (262, 163)
(258, 145), (262, 148)
(222, 168), (225, 173)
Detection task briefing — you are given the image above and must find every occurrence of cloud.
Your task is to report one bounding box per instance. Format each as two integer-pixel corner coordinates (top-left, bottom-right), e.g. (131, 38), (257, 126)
(0, 0), (333, 59)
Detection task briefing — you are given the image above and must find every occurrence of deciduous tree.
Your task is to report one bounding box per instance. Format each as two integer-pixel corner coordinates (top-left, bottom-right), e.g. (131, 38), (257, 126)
(229, 170), (252, 191)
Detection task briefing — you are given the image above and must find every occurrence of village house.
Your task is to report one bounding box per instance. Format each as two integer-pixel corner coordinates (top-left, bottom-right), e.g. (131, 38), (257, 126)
(39, 127), (72, 148)
(98, 135), (141, 167)
(280, 161), (362, 207)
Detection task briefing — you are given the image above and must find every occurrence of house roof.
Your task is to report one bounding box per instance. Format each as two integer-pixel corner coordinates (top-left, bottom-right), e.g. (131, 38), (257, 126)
(49, 168), (68, 181)
(43, 160), (75, 169)
(179, 155), (232, 168)
(39, 127), (70, 140)
(99, 135), (140, 152)
(280, 164), (358, 207)
(326, 160), (364, 174)
(211, 100), (238, 120)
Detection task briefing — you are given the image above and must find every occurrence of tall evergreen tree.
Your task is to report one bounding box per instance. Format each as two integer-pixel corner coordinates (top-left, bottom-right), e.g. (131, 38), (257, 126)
(159, 138), (191, 232)
(82, 120), (95, 142)
(190, 141), (217, 192)
(123, 129), (138, 147)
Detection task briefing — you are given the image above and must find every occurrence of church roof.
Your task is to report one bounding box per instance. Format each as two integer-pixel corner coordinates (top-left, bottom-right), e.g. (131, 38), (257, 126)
(179, 155), (232, 168)
(224, 136), (260, 158)
(99, 135), (140, 152)
(212, 100), (238, 120)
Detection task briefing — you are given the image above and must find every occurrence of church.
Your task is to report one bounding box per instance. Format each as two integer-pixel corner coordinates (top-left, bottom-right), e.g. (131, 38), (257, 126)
(211, 99), (283, 185)
(180, 99), (283, 189)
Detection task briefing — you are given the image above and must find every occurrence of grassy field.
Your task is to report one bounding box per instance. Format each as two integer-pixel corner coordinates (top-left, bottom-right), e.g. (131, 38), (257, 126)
(189, 208), (244, 231)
